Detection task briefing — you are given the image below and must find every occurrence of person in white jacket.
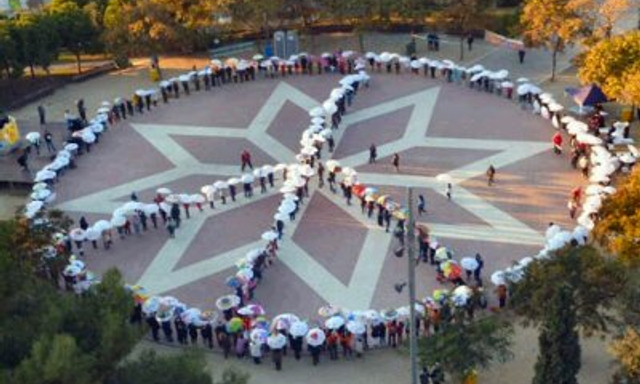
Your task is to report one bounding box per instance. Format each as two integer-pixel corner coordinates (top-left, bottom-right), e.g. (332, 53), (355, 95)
(250, 340), (262, 364)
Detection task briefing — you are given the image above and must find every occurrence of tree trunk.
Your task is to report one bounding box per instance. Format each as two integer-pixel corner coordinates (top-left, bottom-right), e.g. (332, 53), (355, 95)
(459, 36), (464, 61)
(551, 48), (557, 82)
(357, 30), (365, 52)
(76, 52), (82, 74)
(29, 63), (35, 79)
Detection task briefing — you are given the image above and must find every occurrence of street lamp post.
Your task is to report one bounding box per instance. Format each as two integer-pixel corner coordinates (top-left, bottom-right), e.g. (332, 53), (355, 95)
(406, 187), (418, 384)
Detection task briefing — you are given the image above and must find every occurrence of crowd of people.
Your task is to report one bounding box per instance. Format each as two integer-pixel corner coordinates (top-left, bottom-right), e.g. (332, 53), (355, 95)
(21, 48), (638, 374)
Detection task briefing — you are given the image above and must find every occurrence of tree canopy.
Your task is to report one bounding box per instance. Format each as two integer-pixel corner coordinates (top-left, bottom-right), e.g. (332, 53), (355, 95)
(532, 285), (581, 384)
(520, 0), (584, 81)
(509, 245), (631, 334)
(419, 315), (514, 384)
(579, 30), (640, 105)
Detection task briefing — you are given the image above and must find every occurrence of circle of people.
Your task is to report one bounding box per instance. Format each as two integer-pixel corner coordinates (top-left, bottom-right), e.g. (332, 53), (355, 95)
(22, 49), (638, 372)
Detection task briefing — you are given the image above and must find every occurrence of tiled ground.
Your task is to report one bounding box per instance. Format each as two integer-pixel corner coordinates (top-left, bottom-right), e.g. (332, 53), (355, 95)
(51, 71), (583, 319)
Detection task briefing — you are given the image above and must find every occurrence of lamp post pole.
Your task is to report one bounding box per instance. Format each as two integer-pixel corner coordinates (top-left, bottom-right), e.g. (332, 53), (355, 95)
(406, 187), (418, 384)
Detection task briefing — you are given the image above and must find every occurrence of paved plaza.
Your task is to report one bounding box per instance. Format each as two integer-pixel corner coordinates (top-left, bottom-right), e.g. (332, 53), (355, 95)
(51, 71), (582, 318)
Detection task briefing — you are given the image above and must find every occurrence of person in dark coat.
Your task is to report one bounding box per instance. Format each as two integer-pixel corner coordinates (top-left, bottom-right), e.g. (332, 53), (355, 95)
(161, 320), (173, 342)
(175, 317), (188, 344)
(201, 323), (214, 349)
(272, 347), (283, 371)
(146, 316), (160, 341)
(188, 323), (199, 344)
(170, 203), (181, 228)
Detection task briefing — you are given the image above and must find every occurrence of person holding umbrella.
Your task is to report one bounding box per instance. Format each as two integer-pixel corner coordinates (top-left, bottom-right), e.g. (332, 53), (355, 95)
(474, 253), (484, 284)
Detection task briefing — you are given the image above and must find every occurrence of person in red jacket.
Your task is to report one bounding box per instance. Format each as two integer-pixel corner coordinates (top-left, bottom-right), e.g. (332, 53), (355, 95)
(241, 149), (253, 171)
(553, 132), (563, 155)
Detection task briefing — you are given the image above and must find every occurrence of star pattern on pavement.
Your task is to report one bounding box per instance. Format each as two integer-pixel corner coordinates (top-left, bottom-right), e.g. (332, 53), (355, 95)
(57, 81), (549, 310)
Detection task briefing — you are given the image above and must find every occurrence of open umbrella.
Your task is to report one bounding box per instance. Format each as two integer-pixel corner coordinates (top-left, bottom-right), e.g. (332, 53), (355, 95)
(306, 328), (326, 346)
(325, 315), (345, 330)
(216, 295), (241, 310)
(267, 333), (287, 349)
(250, 328), (268, 344)
(34, 170), (56, 182)
(238, 304), (265, 316)
(461, 257), (479, 271)
(261, 231), (278, 241)
(289, 321), (309, 337)
(381, 309), (399, 322)
(491, 271), (506, 286)
(26, 132), (41, 143)
(318, 305), (340, 317)
(69, 228), (86, 241)
(434, 247), (449, 262)
(227, 317), (244, 333)
(346, 321), (366, 335)
(142, 296), (161, 314)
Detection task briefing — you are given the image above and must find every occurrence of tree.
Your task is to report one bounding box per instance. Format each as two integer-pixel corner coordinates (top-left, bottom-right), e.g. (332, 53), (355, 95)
(216, 367), (250, 384)
(610, 327), (640, 383)
(521, 0), (585, 81)
(0, 20), (25, 79)
(11, 12), (59, 78)
(109, 349), (213, 384)
(509, 245), (631, 334)
(12, 334), (94, 384)
(49, 0), (100, 73)
(437, 0), (491, 60)
(419, 315), (514, 384)
(533, 285), (581, 384)
(570, 0), (632, 43)
(579, 31), (640, 106)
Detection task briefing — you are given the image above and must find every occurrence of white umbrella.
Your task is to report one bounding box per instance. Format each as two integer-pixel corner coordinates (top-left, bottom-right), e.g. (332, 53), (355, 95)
(34, 170), (56, 182)
(26, 132), (41, 143)
(278, 202), (296, 214)
(190, 194), (205, 204)
(179, 194), (193, 204)
(346, 321), (366, 335)
(30, 189), (51, 201)
(143, 203), (159, 215)
(267, 333), (287, 349)
(69, 228), (86, 241)
(111, 215), (127, 227)
(289, 321), (309, 337)
(64, 143), (79, 152)
(213, 181), (228, 189)
(306, 328), (326, 346)
(491, 271), (506, 286)
(93, 220), (112, 232)
(156, 187), (172, 195)
(323, 100), (337, 114)
(309, 107), (325, 117)
(228, 177), (241, 185)
(273, 212), (289, 222)
(261, 231), (278, 241)
(241, 174), (255, 184)
(123, 201), (144, 213)
(85, 227), (101, 241)
(26, 200), (44, 213)
(460, 257), (479, 271)
(325, 316), (345, 330)
(279, 185), (296, 194)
